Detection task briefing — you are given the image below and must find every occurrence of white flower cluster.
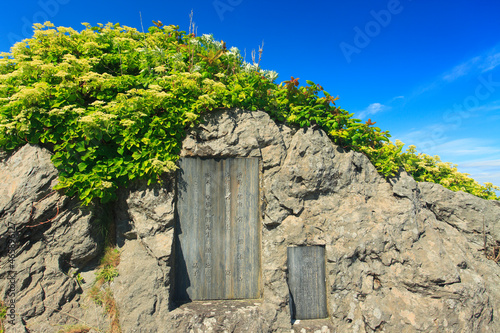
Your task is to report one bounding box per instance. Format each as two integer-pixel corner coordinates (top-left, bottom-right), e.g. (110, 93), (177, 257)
(171, 53), (184, 62)
(261, 69), (278, 82)
(189, 39), (201, 46)
(240, 62), (279, 82)
(150, 158), (178, 173)
(200, 34), (215, 46)
(242, 62), (259, 73)
(78, 111), (117, 132)
(229, 47), (240, 56)
(100, 181), (115, 190)
(200, 34), (222, 50)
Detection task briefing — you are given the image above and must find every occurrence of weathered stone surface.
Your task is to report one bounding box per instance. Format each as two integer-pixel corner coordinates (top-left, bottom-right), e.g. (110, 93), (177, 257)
(164, 300), (284, 332)
(419, 181), (500, 244)
(4, 109), (500, 333)
(177, 109), (500, 332)
(0, 144), (107, 332)
(111, 176), (176, 332)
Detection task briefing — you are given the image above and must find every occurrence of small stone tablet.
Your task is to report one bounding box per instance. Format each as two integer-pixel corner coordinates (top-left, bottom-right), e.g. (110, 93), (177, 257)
(287, 246), (328, 319)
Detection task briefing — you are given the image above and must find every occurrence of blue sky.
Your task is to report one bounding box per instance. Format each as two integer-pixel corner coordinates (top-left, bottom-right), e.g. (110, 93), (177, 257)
(1, 0), (500, 189)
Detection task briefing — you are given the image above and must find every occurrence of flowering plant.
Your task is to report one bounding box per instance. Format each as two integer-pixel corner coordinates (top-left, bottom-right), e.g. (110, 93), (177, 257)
(0, 21), (497, 204)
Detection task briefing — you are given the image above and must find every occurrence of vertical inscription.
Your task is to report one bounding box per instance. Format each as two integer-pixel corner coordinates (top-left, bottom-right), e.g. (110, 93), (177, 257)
(192, 177), (200, 286)
(204, 172), (212, 286)
(235, 170), (244, 284)
(175, 158), (260, 301)
(224, 171), (231, 231)
(287, 246), (327, 320)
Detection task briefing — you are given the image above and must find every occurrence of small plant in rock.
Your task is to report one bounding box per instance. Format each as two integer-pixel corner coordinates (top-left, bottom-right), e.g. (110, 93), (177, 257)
(102, 288), (121, 333)
(0, 300), (6, 333)
(96, 266), (119, 283)
(57, 324), (91, 333)
(96, 246), (120, 282)
(100, 247), (121, 268)
(75, 273), (84, 285)
(88, 246), (122, 332)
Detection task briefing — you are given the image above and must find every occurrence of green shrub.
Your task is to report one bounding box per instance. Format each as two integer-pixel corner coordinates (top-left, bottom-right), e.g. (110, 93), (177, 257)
(0, 21), (497, 203)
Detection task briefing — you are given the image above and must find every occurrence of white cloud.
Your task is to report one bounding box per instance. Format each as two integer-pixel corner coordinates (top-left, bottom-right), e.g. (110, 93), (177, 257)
(442, 57), (480, 82)
(357, 103), (389, 119)
(409, 44), (500, 99)
(457, 159), (500, 188)
(441, 47), (500, 82)
(393, 99), (500, 153)
(462, 101), (500, 114)
(480, 52), (500, 72)
(395, 123), (453, 151)
(394, 132), (500, 159)
(460, 159), (500, 168)
(389, 95), (404, 103)
(431, 139), (500, 157)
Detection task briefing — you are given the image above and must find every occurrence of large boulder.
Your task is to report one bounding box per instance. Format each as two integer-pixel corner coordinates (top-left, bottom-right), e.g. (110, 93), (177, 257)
(2, 109), (500, 332)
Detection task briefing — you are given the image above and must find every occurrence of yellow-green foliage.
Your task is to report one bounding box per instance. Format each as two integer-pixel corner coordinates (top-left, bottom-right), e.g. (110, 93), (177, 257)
(57, 325), (91, 333)
(363, 140), (499, 200)
(0, 300), (6, 333)
(0, 21), (497, 203)
(399, 142), (499, 200)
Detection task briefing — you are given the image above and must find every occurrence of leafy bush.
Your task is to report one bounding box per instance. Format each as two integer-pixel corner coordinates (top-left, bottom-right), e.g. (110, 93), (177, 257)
(0, 21), (497, 203)
(399, 142), (499, 200)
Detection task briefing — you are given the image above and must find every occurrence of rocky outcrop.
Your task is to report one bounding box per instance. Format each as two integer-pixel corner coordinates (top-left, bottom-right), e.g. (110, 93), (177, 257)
(111, 177), (176, 332)
(177, 109), (500, 332)
(0, 144), (107, 332)
(2, 109), (500, 332)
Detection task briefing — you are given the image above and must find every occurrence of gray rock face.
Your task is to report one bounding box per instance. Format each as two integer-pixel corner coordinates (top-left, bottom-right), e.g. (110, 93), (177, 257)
(0, 144), (107, 332)
(111, 177), (175, 332)
(178, 109), (500, 332)
(2, 109), (500, 333)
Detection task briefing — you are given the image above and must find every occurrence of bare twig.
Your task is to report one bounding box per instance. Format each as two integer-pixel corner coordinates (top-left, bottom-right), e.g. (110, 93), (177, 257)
(189, 10), (195, 35)
(139, 11), (145, 34)
(258, 40), (264, 66)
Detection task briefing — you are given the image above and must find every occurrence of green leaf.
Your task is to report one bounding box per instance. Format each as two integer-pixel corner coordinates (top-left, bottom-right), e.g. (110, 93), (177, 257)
(78, 162), (88, 172)
(52, 101), (65, 108)
(75, 141), (86, 153)
(132, 151), (142, 160)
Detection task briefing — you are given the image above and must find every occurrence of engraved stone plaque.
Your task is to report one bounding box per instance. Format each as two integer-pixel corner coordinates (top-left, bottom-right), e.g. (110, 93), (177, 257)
(287, 246), (327, 320)
(175, 157), (260, 301)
